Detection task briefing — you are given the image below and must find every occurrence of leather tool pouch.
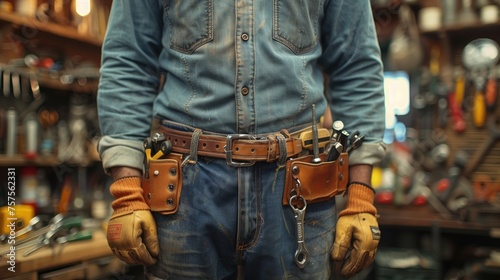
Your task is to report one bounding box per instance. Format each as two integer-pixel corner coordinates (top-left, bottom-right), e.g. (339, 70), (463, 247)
(142, 153), (183, 215)
(282, 153), (349, 205)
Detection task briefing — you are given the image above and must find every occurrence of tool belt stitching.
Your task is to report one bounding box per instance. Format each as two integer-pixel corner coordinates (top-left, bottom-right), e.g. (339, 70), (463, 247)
(158, 126), (302, 164)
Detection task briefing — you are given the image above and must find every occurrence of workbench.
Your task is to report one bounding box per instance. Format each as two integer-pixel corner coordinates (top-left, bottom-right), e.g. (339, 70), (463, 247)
(0, 230), (124, 280)
(376, 204), (500, 279)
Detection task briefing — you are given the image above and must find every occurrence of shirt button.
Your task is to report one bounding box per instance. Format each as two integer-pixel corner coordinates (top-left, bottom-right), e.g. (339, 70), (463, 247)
(241, 33), (249, 41)
(241, 86), (249, 95)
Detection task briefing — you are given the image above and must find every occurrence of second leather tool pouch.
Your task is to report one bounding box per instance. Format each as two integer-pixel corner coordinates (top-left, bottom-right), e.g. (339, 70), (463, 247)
(283, 153), (349, 205)
(142, 153), (183, 215)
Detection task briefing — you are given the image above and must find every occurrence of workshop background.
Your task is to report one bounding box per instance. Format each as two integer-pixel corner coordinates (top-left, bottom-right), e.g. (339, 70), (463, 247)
(0, 0), (500, 279)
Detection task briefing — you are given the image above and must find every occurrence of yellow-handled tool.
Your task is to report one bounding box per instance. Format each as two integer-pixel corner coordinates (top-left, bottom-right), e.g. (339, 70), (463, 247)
(473, 77), (487, 128)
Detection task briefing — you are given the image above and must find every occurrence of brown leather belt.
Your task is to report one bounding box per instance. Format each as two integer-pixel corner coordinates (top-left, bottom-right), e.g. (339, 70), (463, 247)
(158, 126), (303, 166)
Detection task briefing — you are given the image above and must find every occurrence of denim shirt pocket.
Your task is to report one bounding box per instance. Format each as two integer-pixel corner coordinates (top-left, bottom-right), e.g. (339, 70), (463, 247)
(163, 0), (214, 54)
(273, 0), (324, 55)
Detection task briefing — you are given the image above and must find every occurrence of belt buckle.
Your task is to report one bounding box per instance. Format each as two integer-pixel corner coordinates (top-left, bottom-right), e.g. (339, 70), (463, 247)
(225, 134), (256, 167)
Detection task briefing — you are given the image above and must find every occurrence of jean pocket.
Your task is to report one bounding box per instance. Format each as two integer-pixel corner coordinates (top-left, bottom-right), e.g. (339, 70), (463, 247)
(273, 0), (323, 55)
(163, 0), (213, 54)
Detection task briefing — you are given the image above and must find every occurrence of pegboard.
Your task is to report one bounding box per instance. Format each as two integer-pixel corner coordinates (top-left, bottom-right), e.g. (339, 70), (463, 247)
(444, 97), (500, 183)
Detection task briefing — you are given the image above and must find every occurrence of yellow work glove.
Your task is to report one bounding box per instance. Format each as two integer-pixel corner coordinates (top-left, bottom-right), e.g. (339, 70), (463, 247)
(106, 177), (159, 266)
(332, 182), (381, 278)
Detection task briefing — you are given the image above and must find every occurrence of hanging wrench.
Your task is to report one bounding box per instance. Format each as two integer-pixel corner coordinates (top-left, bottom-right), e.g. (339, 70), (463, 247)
(289, 195), (309, 268)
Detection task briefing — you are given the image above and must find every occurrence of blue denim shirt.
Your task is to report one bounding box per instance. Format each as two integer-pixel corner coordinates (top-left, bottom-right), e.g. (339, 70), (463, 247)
(97, 0), (386, 172)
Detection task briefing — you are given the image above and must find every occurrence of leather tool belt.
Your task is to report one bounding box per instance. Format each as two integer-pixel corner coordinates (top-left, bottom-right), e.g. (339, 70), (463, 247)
(283, 153), (349, 206)
(158, 126), (303, 167)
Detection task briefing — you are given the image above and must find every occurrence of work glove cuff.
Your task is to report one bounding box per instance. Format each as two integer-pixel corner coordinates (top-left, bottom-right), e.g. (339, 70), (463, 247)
(109, 176), (150, 218)
(339, 182), (377, 217)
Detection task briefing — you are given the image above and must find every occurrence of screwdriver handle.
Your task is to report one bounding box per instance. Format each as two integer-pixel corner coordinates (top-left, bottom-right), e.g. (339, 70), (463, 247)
(473, 91), (486, 128)
(454, 74), (465, 106)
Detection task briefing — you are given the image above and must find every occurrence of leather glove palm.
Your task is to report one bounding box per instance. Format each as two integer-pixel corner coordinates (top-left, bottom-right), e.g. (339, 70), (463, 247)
(332, 183), (381, 278)
(107, 177), (159, 266)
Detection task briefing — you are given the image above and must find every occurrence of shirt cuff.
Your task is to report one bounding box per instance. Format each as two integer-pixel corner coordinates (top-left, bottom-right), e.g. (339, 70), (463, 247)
(98, 136), (145, 174)
(348, 141), (387, 166)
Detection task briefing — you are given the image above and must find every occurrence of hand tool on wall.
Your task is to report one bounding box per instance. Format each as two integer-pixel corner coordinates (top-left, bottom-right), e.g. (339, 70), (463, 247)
(454, 67), (466, 107)
(3, 69), (11, 97)
(472, 174), (499, 203)
(463, 117), (500, 178)
(435, 150), (468, 203)
(472, 76), (487, 128)
(411, 171), (455, 219)
(448, 90), (466, 133)
(5, 108), (17, 156)
(462, 38), (500, 127)
(485, 67), (498, 112)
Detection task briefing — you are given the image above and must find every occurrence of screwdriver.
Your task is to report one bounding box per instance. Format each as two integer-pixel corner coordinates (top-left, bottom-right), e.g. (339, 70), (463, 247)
(311, 104), (321, 163)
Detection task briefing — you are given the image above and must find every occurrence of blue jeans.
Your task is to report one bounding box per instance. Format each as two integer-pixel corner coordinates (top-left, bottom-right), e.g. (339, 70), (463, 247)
(145, 156), (337, 280)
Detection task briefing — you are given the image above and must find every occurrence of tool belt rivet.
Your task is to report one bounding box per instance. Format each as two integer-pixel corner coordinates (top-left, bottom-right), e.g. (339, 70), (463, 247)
(292, 166), (300, 175)
(166, 198), (174, 206)
(148, 193), (151, 199)
(169, 168), (177, 176)
(168, 183), (175, 191)
(153, 170), (159, 176)
(339, 158), (344, 166)
(338, 173), (344, 181)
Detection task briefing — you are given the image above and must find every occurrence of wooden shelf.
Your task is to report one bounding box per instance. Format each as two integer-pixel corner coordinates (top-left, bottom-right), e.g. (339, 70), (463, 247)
(0, 64), (99, 94)
(0, 11), (103, 47)
(376, 204), (500, 236)
(0, 155), (61, 166)
(420, 21), (500, 39)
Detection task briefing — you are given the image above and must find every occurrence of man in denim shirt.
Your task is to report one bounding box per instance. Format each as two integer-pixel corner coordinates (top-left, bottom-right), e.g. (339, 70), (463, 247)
(97, 0), (386, 279)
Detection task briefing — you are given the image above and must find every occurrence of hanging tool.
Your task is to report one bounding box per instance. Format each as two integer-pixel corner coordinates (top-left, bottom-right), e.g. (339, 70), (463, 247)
(472, 76), (487, 128)
(448, 91), (466, 133)
(435, 150), (468, 203)
(289, 195), (309, 268)
(485, 67), (498, 112)
(411, 171), (455, 219)
(462, 38), (500, 127)
(454, 67), (466, 107)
